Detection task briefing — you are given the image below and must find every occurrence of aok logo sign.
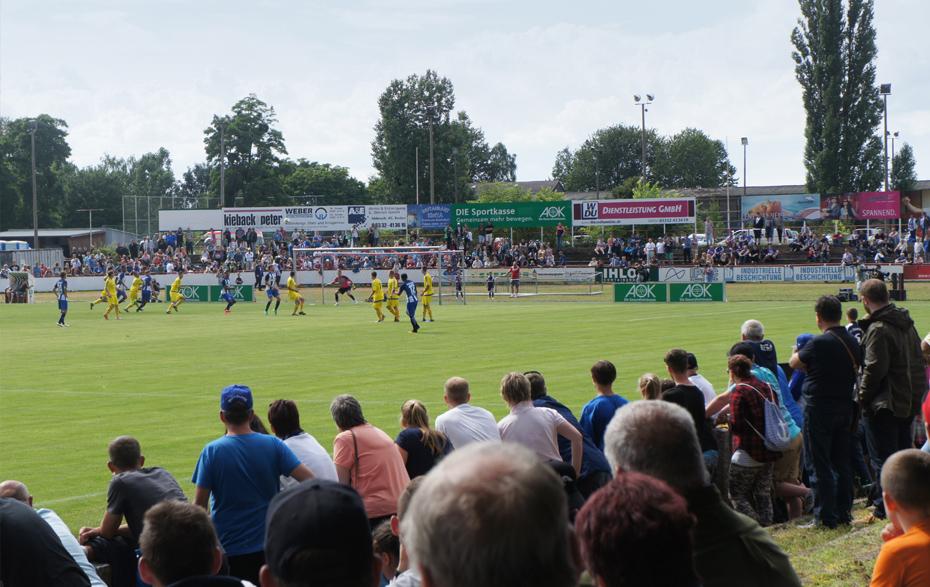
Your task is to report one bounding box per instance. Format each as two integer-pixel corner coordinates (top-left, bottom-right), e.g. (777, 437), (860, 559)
(539, 205), (567, 219)
(679, 283), (713, 300)
(624, 284), (658, 300)
(180, 285), (202, 301)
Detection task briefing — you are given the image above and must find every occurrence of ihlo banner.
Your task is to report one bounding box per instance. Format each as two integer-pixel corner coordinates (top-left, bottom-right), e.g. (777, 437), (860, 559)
(451, 202), (570, 227)
(573, 198), (695, 226)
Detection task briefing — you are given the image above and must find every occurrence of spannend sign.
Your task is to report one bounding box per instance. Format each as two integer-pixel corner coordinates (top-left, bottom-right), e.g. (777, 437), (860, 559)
(574, 198), (695, 226)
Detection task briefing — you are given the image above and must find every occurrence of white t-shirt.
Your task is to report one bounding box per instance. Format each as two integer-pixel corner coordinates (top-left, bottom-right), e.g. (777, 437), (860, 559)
(281, 432), (338, 487)
(435, 403), (501, 449)
(689, 374), (717, 406)
(497, 402), (565, 462)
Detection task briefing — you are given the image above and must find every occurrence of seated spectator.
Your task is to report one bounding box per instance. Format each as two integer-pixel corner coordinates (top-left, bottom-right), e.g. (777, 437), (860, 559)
(579, 360), (629, 451)
(401, 442), (579, 587)
(497, 372), (582, 477)
(869, 449), (930, 587)
(78, 436), (188, 587)
(137, 500), (243, 587)
(395, 399), (452, 478)
(331, 394), (410, 528)
(267, 399), (338, 485)
(259, 479), (381, 587)
(764, 248), (779, 263)
(0, 481), (106, 587)
(604, 400), (801, 587)
(576, 472), (699, 587)
(637, 373), (661, 400)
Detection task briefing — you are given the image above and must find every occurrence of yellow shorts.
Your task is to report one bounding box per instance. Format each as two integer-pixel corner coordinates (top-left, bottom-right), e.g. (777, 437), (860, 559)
(288, 291), (300, 302)
(129, 290), (139, 301)
(170, 291), (183, 302)
(373, 300), (383, 309)
(386, 298), (398, 308)
(422, 294), (433, 306)
(106, 295), (118, 307)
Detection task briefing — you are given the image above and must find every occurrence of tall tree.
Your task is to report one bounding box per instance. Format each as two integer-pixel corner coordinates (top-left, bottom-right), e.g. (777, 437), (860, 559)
(176, 163), (215, 208)
(891, 143), (918, 192)
(652, 128), (736, 189)
(371, 70), (516, 204)
(204, 94), (289, 207)
(284, 160), (367, 206)
(792, 0), (883, 193)
(60, 159), (129, 230)
(0, 115), (71, 231)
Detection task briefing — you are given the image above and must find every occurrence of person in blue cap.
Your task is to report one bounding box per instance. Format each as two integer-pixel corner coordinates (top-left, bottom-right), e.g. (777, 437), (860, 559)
(192, 385), (315, 585)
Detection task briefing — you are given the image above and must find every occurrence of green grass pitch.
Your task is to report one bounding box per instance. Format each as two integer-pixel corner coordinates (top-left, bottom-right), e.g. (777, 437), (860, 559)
(1, 293), (927, 546)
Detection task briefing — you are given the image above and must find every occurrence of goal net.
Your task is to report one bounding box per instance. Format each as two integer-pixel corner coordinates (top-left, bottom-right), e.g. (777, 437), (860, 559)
(289, 246), (445, 306)
(440, 265), (606, 303)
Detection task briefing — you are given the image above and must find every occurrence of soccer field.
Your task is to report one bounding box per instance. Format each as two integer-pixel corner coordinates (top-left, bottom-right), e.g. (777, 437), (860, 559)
(1, 294), (928, 542)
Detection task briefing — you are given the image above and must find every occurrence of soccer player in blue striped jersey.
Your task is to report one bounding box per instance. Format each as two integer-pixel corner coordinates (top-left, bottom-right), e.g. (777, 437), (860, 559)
(136, 270), (153, 312)
(220, 270), (237, 314)
(398, 273), (419, 333)
(52, 271), (69, 327)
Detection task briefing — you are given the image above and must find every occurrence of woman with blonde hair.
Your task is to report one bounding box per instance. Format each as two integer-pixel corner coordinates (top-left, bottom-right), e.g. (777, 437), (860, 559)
(395, 399), (452, 478)
(638, 373), (661, 400)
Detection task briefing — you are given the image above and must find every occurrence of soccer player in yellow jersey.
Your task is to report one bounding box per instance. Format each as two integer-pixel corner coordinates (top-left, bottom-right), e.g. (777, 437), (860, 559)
(102, 270), (121, 320)
(124, 271), (143, 311)
(367, 271), (385, 322)
(166, 270), (185, 314)
(386, 270), (400, 322)
(421, 266), (434, 322)
(285, 271), (306, 316)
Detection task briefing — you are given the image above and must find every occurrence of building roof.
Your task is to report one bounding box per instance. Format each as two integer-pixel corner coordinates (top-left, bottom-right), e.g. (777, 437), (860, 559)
(0, 229), (106, 238)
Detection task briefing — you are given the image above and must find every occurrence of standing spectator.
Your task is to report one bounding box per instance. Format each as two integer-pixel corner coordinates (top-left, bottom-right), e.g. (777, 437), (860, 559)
(556, 222), (565, 251)
(681, 232), (693, 264)
(497, 372), (582, 477)
(663, 349), (718, 475)
(859, 279), (928, 522)
(579, 360), (629, 451)
(191, 385), (315, 584)
(687, 352), (717, 406)
(434, 377), (501, 448)
(726, 354), (783, 526)
(705, 216), (714, 245)
(789, 295), (861, 529)
(267, 399), (338, 485)
(394, 399), (452, 478)
(330, 394), (409, 528)
(528, 371), (613, 499)
(401, 442), (579, 587)
(575, 472), (699, 587)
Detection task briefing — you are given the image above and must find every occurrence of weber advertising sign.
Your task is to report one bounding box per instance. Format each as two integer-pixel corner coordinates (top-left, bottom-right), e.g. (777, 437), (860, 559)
(451, 202), (570, 227)
(574, 198), (695, 226)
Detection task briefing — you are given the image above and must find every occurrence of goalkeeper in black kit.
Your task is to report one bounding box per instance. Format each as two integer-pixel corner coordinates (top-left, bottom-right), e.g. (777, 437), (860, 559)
(330, 270), (359, 306)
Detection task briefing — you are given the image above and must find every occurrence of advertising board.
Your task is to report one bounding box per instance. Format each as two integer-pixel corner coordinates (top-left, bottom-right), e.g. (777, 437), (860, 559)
(451, 202), (570, 227)
(573, 198), (695, 226)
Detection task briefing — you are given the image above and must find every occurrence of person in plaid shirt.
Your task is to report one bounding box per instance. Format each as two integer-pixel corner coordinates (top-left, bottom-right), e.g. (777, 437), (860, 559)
(727, 354), (782, 526)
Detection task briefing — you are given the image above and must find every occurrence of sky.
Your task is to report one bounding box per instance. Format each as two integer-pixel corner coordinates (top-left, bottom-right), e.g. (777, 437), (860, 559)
(2, 0), (928, 190)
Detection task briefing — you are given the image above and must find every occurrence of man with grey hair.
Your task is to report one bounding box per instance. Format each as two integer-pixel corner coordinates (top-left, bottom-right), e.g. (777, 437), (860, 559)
(603, 401), (800, 587)
(401, 442), (579, 587)
(0, 480), (106, 587)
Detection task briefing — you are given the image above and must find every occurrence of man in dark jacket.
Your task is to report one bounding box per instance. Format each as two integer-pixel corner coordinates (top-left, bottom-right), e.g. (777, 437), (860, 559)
(859, 278), (928, 521)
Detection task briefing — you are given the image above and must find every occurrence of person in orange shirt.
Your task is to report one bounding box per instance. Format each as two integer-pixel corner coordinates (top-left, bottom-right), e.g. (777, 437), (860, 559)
(869, 449), (930, 587)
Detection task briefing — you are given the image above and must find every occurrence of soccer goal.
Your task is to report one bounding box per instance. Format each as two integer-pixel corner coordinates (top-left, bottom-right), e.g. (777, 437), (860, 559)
(443, 266), (605, 303)
(289, 246), (447, 306)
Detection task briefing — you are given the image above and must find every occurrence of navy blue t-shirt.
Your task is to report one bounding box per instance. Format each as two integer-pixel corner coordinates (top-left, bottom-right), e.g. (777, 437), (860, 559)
(533, 395), (611, 481)
(395, 428), (452, 479)
(797, 327), (861, 415)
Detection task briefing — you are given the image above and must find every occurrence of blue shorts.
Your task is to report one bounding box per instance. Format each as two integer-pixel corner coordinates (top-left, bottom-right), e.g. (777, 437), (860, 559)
(406, 300), (418, 317)
(58, 299), (68, 311)
(222, 292), (235, 303)
(267, 288), (279, 299)
(142, 291), (152, 302)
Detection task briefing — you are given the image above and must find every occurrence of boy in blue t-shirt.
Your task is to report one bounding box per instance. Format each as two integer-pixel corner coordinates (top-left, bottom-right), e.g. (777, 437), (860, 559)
(579, 360), (629, 451)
